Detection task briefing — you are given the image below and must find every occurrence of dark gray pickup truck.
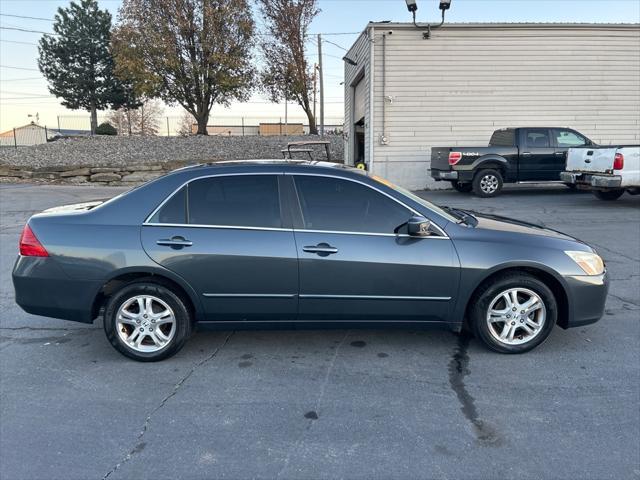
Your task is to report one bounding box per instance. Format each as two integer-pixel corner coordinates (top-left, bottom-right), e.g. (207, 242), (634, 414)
(431, 127), (595, 197)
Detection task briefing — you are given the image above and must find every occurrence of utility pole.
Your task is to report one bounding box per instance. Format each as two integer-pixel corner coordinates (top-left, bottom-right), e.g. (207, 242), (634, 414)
(284, 94), (288, 136)
(313, 64), (318, 122)
(317, 34), (325, 136)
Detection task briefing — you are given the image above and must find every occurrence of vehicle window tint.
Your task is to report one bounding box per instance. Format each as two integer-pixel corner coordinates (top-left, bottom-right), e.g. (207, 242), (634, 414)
(525, 129), (550, 148)
(294, 176), (410, 234)
(149, 186), (186, 224)
(188, 175), (281, 228)
(554, 129), (587, 147)
(489, 129), (515, 146)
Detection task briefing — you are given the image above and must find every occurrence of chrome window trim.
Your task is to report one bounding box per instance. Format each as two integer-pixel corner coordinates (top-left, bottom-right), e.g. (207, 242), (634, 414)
(298, 294), (451, 301)
(203, 293), (296, 298)
(289, 172), (449, 238)
(143, 170), (450, 239)
(143, 223), (292, 233)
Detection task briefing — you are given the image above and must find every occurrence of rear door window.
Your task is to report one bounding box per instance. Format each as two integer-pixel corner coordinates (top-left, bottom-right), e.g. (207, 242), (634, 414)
(525, 129), (551, 148)
(149, 175), (282, 228)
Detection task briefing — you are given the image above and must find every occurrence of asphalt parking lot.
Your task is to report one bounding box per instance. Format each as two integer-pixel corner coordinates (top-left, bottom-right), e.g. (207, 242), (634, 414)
(1, 183), (638, 480)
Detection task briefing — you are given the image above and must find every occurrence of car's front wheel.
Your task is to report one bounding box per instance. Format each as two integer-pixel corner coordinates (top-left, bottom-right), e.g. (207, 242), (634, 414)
(104, 282), (192, 361)
(470, 274), (557, 354)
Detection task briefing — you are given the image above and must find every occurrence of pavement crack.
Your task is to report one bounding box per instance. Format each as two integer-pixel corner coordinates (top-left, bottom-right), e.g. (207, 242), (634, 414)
(101, 331), (235, 480)
(276, 330), (350, 479)
(607, 293), (640, 309)
(0, 326), (99, 331)
(448, 334), (503, 447)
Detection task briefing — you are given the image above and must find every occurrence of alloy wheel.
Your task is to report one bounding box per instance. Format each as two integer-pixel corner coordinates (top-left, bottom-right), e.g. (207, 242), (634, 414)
(486, 288), (546, 346)
(480, 174), (499, 194)
(116, 295), (176, 353)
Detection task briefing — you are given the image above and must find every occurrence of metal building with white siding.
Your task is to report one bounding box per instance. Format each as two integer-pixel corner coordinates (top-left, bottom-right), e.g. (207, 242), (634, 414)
(343, 23), (640, 190)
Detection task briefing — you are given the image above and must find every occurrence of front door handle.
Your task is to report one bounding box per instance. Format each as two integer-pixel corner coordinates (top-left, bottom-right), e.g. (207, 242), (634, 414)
(303, 243), (338, 256)
(555, 152), (565, 156)
(157, 236), (193, 248)
(522, 152), (532, 156)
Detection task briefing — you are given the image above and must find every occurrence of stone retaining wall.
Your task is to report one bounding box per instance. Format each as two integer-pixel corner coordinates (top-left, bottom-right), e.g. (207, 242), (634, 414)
(0, 162), (188, 186)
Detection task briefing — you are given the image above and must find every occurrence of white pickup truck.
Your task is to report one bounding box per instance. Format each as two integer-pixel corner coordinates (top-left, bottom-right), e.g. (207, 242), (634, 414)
(560, 146), (640, 200)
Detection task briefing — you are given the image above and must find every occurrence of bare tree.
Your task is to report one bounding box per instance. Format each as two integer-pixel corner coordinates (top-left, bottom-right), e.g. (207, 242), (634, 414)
(177, 110), (196, 136)
(108, 99), (164, 135)
(113, 0), (255, 135)
(257, 0), (319, 135)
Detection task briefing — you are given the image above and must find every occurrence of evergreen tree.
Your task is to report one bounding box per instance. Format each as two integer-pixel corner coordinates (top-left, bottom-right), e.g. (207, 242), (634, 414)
(38, 0), (126, 133)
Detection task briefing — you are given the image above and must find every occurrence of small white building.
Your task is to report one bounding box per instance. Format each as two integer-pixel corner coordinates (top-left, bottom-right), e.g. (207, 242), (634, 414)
(0, 122), (54, 147)
(343, 23), (640, 189)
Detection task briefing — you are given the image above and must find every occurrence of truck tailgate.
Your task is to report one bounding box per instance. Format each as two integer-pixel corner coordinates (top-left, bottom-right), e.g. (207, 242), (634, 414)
(431, 147), (453, 171)
(566, 147), (617, 173)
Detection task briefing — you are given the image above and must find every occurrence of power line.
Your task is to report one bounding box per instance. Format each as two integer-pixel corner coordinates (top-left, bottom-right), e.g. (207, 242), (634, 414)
(0, 39), (38, 46)
(0, 77), (43, 82)
(0, 13), (53, 22)
(0, 26), (54, 35)
(0, 65), (40, 71)
(323, 38), (348, 51)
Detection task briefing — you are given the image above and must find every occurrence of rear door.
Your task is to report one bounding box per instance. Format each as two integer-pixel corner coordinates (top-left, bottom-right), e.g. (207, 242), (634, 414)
(141, 174), (298, 321)
(518, 128), (557, 181)
(289, 174), (458, 323)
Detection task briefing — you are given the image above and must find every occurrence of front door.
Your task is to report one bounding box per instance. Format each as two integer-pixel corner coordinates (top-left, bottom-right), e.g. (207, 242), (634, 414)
(552, 128), (590, 176)
(290, 174), (458, 322)
(518, 128), (557, 181)
(141, 174), (298, 321)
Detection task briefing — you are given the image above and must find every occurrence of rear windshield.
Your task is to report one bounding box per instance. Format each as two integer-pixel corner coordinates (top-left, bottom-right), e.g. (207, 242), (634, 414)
(489, 129), (515, 147)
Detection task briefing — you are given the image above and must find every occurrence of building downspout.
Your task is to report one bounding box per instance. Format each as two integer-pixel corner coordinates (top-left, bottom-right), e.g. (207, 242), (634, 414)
(368, 26), (375, 173)
(381, 32), (388, 146)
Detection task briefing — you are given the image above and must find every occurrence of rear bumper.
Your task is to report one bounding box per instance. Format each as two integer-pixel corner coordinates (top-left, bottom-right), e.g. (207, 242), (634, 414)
(431, 169), (474, 182)
(560, 172), (622, 189)
(562, 273), (609, 328)
(12, 256), (98, 324)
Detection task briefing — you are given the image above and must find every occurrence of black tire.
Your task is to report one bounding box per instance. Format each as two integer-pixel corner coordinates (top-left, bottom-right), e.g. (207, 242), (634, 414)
(104, 282), (192, 362)
(472, 169), (504, 197)
(593, 189), (625, 201)
(452, 180), (473, 193)
(469, 273), (557, 354)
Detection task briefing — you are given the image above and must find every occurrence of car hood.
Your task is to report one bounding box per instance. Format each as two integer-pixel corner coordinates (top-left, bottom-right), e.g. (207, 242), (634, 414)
(468, 211), (582, 242)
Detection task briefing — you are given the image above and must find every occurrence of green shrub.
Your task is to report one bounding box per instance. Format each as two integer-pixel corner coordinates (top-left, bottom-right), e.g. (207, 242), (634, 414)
(95, 122), (117, 135)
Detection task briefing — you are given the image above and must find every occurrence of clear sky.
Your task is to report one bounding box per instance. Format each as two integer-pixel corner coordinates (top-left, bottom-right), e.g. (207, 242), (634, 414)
(1, 0), (639, 132)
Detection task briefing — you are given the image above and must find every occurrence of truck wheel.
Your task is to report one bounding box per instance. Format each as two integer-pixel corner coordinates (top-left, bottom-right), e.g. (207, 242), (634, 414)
(593, 189), (625, 201)
(472, 169), (503, 197)
(452, 181), (473, 193)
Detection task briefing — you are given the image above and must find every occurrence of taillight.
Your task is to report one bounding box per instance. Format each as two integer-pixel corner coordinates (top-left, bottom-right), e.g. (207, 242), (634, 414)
(613, 153), (624, 170)
(448, 152), (462, 165)
(19, 225), (49, 257)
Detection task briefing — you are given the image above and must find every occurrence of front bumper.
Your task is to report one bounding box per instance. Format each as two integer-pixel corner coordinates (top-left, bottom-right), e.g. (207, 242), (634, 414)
(560, 171), (622, 189)
(562, 272), (609, 328)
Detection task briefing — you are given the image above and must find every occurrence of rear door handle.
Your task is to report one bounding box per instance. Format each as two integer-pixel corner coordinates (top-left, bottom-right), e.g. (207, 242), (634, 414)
(303, 243), (338, 256)
(157, 236), (193, 248)
(555, 152), (565, 156)
(522, 152), (532, 156)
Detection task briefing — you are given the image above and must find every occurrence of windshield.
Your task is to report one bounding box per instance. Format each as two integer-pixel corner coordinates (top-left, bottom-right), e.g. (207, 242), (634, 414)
(369, 175), (459, 224)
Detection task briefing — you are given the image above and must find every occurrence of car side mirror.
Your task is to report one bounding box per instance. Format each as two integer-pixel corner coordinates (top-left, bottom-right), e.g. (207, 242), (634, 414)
(407, 216), (432, 237)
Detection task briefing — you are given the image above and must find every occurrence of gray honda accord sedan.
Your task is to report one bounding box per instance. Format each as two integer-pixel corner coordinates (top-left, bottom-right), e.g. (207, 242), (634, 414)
(13, 161), (608, 361)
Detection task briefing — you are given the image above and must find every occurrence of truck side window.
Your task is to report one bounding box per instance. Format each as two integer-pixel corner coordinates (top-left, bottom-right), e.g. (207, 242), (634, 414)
(554, 129), (587, 147)
(525, 129), (550, 148)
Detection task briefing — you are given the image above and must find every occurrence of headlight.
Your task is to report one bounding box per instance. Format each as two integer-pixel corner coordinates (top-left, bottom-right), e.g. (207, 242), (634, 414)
(565, 251), (605, 276)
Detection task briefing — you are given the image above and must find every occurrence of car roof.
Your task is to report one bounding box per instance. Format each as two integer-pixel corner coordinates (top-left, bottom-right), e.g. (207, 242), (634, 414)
(171, 160), (364, 175)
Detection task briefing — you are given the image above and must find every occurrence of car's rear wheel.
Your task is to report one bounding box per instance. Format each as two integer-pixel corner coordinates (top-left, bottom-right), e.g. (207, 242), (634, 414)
(472, 169), (503, 197)
(104, 282), (192, 361)
(451, 180), (473, 193)
(470, 274), (557, 354)
(593, 189), (625, 201)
